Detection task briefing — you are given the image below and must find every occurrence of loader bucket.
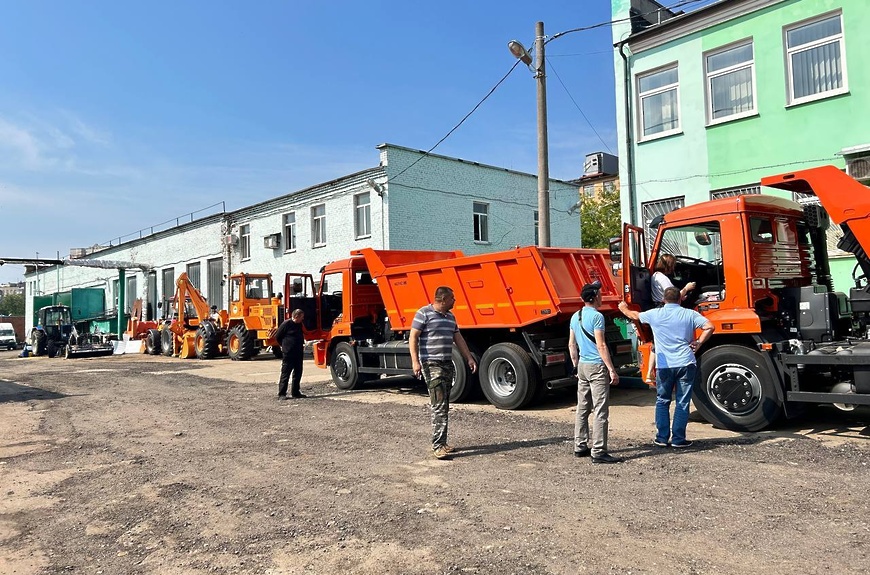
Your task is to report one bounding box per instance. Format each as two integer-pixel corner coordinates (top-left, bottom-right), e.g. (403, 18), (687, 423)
(179, 332), (197, 359)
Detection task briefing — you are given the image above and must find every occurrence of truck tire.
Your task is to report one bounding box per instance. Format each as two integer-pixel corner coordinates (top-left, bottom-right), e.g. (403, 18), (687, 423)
(195, 323), (220, 359)
(145, 329), (162, 355)
(330, 342), (369, 390)
(695, 345), (783, 432)
(450, 346), (479, 403)
(47, 340), (57, 358)
(227, 325), (255, 361)
(161, 327), (174, 357)
(479, 343), (539, 410)
(31, 330), (46, 356)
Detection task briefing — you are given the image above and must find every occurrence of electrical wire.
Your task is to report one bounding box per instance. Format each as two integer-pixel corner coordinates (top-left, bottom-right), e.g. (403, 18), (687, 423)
(386, 0), (713, 186)
(546, 58), (614, 155)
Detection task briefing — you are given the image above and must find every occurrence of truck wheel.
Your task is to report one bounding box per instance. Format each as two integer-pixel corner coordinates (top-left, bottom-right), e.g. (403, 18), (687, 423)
(31, 330), (46, 356)
(47, 340), (57, 358)
(227, 325), (255, 361)
(695, 345), (783, 432)
(450, 346), (479, 403)
(145, 329), (162, 355)
(195, 323), (220, 359)
(330, 342), (363, 390)
(479, 343), (539, 410)
(161, 327), (174, 356)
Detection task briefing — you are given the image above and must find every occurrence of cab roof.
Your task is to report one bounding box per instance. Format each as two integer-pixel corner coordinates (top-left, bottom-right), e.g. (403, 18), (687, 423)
(664, 194), (804, 226)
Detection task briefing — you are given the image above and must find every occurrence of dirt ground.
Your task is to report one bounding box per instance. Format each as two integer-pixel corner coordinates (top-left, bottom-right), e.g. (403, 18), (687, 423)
(1, 349), (869, 575)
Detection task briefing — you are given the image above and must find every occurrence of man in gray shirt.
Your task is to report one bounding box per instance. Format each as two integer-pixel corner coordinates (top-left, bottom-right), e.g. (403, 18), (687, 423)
(410, 286), (477, 460)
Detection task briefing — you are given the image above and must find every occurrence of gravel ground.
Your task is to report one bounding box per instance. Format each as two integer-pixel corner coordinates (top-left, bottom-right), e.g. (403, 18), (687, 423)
(1, 350), (869, 575)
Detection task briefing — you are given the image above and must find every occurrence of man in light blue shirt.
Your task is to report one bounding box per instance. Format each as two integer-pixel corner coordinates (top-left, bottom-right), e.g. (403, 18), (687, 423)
(619, 287), (714, 448)
(569, 281), (621, 464)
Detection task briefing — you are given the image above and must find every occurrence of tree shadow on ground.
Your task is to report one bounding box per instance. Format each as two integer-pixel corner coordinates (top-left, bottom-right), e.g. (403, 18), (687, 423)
(0, 380), (66, 403)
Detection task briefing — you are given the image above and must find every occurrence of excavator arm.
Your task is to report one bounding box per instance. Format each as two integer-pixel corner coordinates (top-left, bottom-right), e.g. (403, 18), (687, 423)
(171, 273), (213, 335)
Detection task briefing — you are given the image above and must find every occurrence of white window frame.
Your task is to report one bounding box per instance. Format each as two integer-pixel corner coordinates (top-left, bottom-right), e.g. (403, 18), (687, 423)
(704, 39), (757, 125)
(239, 224), (251, 260)
(354, 192), (371, 239)
(784, 11), (848, 106)
(583, 184), (595, 198)
(636, 64), (681, 141)
(283, 212), (296, 253)
(473, 201), (489, 243)
(311, 204), (326, 248)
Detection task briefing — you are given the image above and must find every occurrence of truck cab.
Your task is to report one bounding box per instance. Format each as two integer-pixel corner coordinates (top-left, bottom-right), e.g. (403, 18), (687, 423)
(619, 165), (870, 431)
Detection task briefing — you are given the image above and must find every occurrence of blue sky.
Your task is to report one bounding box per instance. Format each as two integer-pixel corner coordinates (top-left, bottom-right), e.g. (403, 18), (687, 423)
(0, 0), (716, 283)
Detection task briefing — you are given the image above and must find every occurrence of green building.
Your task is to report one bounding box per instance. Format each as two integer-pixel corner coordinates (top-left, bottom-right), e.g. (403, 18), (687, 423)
(612, 0), (870, 290)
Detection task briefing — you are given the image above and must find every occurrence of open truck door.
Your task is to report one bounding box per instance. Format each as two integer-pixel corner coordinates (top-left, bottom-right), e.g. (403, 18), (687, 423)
(284, 273), (322, 337)
(612, 224), (654, 383)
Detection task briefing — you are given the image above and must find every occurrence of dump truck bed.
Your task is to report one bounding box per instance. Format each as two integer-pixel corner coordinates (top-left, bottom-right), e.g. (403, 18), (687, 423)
(352, 246), (619, 331)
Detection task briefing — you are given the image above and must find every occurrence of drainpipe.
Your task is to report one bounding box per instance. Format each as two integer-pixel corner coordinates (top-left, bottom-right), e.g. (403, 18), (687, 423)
(619, 40), (637, 227)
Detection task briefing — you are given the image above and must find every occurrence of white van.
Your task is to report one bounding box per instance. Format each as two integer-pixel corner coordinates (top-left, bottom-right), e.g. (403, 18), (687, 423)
(0, 323), (17, 350)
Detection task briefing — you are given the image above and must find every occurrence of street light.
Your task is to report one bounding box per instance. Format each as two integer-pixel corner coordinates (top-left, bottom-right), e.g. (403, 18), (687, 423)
(509, 21), (550, 247)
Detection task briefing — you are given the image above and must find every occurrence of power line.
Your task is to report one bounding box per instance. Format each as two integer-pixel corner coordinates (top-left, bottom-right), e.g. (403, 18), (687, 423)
(386, 0), (712, 186)
(387, 60), (521, 185)
(546, 58), (614, 155)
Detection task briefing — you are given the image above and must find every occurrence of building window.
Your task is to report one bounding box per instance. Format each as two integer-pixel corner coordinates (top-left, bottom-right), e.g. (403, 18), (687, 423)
(283, 212), (296, 252)
(311, 204), (326, 247)
(239, 224), (251, 260)
(642, 197), (685, 254)
(473, 202), (489, 242)
(705, 41), (755, 123)
(785, 12), (847, 105)
(354, 192), (371, 239)
(533, 210), (539, 246)
(583, 184), (596, 198)
(710, 184), (761, 200)
(637, 65), (680, 139)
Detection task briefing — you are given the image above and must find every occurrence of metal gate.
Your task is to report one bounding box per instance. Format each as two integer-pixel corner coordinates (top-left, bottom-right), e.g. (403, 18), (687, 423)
(641, 196), (684, 254)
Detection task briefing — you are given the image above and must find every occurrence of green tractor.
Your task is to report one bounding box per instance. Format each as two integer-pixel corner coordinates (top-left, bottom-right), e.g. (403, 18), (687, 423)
(30, 305), (114, 359)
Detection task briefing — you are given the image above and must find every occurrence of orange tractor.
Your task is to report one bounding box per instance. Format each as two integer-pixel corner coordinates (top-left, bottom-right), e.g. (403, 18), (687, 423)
(159, 272), (284, 360)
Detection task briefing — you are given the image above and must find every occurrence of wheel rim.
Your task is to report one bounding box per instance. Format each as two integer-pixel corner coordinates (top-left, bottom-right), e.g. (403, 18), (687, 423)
(706, 362), (762, 416)
(229, 334), (239, 354)
(195, 334), (204, 353)
(486, 357), (517, 398)
(333, 351), (352, 382)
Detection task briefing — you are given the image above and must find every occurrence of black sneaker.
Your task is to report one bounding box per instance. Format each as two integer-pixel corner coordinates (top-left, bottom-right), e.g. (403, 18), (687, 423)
(574, 447), (591, 458)
(291, 392), (308, 399)
(653, 439), (669, 448)
(591, 453), (622, 464)
(671, 440), (693, 449)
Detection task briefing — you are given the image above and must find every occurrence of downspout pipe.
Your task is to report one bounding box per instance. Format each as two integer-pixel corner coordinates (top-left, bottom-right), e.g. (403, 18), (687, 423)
(618, 40), (637, 227)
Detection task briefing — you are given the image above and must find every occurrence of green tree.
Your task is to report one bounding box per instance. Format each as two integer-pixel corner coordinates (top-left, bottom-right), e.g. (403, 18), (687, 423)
(579, 186), (621, 249)
(0, 293), (25, 316)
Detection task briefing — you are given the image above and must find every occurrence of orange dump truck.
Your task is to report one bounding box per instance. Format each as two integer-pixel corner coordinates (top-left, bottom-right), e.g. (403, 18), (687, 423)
(286, 246), (633, 409)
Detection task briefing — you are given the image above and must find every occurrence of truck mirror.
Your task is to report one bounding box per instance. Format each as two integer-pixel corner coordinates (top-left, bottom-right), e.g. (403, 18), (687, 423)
(608, 237), (622, 262)
(292, 278), (303, 294)
(695, 231), (711, 246)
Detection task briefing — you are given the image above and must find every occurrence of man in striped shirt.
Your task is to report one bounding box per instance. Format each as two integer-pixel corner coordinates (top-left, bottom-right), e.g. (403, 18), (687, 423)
(410, 286), (477, 460)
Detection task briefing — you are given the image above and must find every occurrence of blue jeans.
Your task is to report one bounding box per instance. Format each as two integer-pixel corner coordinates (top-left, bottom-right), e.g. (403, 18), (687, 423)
(655, 365), (696, 445)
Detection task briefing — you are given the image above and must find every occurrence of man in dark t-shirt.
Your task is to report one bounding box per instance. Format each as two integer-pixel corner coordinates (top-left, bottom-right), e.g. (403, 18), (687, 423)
(275, 309), (306, 399)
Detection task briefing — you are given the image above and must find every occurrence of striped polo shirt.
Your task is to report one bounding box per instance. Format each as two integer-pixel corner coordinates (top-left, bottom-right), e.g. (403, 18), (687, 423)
(412, 304), (458, 362)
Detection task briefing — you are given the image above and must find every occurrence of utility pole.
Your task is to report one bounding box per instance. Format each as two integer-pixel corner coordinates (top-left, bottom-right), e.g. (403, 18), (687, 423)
(535, 21), (550, 247)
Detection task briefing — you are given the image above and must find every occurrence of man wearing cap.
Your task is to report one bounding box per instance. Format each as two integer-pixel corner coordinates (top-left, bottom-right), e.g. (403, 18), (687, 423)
(618, 287), (715, 448)
(568, 280), (621, 464)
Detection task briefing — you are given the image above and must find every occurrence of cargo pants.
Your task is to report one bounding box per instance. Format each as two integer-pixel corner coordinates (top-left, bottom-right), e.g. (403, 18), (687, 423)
(422, 359), (454, 450)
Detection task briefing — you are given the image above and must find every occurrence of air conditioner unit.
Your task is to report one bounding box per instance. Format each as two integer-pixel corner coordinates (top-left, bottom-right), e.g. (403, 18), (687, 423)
(263, 233), (281, 250)
(222, 234), (239, 247)
(846, 155), (870, 182)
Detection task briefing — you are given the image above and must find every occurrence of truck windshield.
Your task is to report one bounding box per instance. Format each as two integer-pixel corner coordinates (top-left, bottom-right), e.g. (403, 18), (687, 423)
(658, 223), (721, 264)
(0, 329), (13, 336)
